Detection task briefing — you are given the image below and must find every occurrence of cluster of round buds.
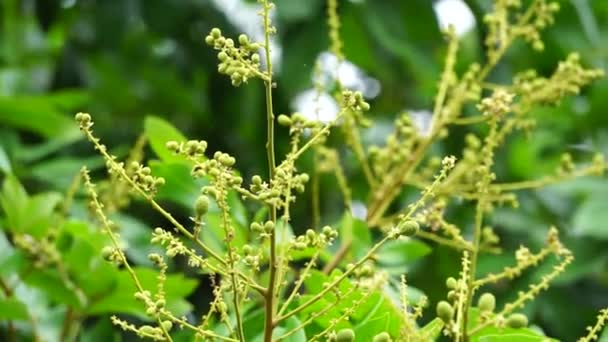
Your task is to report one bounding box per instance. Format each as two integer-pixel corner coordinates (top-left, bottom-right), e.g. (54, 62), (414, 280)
(478, 292), (496, 313)
(250, 221), (275, 239)
(274, 166), (309, 194)
(518, 1), (560, 51)
(241, 245), (262, 271)
(292, 226), (338, 250)
(506, 313), (529, 328)
(166, 140), (207, 159)
(436, 300), (454, 324)
(557, 153), (575, 175)
(514, 54), (604, 105)
(75, 112), (93, 130)
(139, 321), (173, 339)
(388, 220), (419, 239)
(129, 161), (165, 195)
(204, 28), (262, 86)
(101, 245), (121, 264)
(277, 113), (322, 135)
(192, 152), (243, 196)
(342, 90), (370, 112)
(328, 329), (355, 342)
(477, 89), (515, 118)
(250, 175), (266, 193)
(352, 262), (375, 278)
(372, 332), (392, 342)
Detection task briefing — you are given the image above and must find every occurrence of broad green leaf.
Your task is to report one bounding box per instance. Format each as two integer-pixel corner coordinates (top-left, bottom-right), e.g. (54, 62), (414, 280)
(151, 160), (205, 208)
(144, 116), (188, 162)
(275, 0), (322, 22)
(0, 298), (29, 320)
(243, 308), (307, 342)
(21, 269), (85, 309)
(340, 212), (372, 260)
(0, 145), (10, 173)
(0, 95), (80, 140)
(572, 195), (608, 239)
(0, 175), (28, 232)
(419, 318), (444, 340)
(29, 156), (104, 189)
(87, 267), (197, 317)
(377, 238), (432, 267)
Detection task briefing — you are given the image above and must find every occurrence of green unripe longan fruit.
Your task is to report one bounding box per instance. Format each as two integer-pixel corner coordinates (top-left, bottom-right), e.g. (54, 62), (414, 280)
(101, 246), (114, 261)
(446, 277), (458, 289)
(277, 114), (292, 126)
(398, 220), (419, 236)
(372, 332), (392, 342)
(436, 301), (454, 323)
(195, 195), (210, 216)
(336, 329), (355, 342)
(161, 320), (173, 331)
(210, 28), (221, 38)
(506, 313), (528, 329)
(478, 293), (496, 312)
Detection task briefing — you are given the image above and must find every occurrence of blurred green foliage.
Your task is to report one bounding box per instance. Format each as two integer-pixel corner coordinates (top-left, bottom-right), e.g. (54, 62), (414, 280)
(0, 0), (607, 341)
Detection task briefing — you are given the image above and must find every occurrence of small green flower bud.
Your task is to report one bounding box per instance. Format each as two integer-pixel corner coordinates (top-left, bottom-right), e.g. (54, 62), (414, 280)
(75, 112), (92, 124)
(277, 114), (292, 126)
(161, 320), (173, 331)
(195, 195), (210, 216)
(251, 53), (260, 63)
(506, 313), (528, 329)
(248, 43), (261, 52)
(204, 35), (214, 45)
(243, 245), (253, 255)
(252, 175), (262, 185)
(398, 220), (419, 236)
(166, 141), (180, 152)
(264, 221), (275, 232)
(218, 51), (228, 61)
(238, 34), (249, 46)
(219, 154), (236, 167)
(251, 222), (263, 232)
(139, 325), (160, 337)
(306, 229), (316, 241)
(336, 329), (355, 342)
(478, 293), (496, 312)
(210, 28), (221, 39)
(446, 277), (457, 289)
(372, 332), (391, 342)
(436, 301), (454, 323)
(101, 246), (114, 261)
(360, 101), (370, 111)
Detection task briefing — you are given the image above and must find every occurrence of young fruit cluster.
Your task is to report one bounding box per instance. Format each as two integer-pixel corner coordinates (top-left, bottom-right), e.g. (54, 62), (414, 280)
(204, 28), (263, 86)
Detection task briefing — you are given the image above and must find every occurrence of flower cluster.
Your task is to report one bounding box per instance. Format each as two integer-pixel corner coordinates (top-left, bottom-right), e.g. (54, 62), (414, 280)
(205, 28), (264, 86)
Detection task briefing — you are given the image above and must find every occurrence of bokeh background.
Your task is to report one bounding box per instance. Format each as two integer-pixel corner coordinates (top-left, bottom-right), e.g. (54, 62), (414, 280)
(0, 0), (607, 340)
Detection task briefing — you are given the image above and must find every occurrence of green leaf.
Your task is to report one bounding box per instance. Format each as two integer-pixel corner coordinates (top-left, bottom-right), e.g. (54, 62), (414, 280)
(0, 95), (81, 140)
(87, 267), (197, 317)
(419, 318), (444, 340)
(572, 195), (608, 239)
(151, 160), (205, 208)
(0, 298), (29, 320)
(377, 239), (432, 267)
(0, 174), (62, 237)
(21, 269), (85, 309)
(0, 144), (11, 173)
(243, 308), (307, 341)
(144, 116), (188, 162)
(340, 212), (372, 260)
(275, 0), (322, 22)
